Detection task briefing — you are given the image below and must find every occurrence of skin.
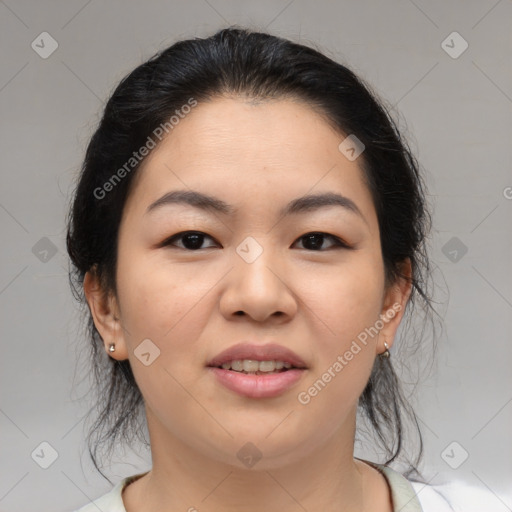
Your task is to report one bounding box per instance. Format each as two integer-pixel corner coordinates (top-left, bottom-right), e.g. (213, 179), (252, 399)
(84, 96), (412, 512)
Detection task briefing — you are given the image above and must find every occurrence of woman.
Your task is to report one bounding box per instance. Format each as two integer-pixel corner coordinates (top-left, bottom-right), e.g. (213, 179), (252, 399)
(68, 27), (454, 511)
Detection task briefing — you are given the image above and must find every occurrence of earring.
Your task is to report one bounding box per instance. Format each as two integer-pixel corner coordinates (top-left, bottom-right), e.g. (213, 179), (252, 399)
(380, 341), (390, 359)
(108, 343), (116, 353)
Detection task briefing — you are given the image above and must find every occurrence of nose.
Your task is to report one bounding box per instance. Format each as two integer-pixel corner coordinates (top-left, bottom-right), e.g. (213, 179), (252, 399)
(219, 245), (298, 324)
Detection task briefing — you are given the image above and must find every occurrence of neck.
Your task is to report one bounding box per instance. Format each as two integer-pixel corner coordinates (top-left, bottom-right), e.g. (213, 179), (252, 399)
(125, 407), (382, 512)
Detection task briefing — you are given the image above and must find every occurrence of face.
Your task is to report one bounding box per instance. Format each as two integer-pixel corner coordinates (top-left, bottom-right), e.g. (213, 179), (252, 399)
(85, 96), (410, 469)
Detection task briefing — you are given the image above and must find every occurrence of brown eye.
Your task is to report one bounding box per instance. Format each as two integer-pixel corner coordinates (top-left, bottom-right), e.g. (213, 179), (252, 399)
(161, 231), (219, 251)
(293, 232), (351, 251)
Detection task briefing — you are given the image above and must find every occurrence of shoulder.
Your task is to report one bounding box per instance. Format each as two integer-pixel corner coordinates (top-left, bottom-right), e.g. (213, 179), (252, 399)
(373, 464), (452, 511)
(72, 472), (148, 512)
(363, 459), (502, 512)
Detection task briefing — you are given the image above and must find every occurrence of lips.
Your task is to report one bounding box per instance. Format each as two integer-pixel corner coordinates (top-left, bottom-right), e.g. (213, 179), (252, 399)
(206, 342), (308, 369)
(208, 367), (305, 398)
(206, 342), (308, 398)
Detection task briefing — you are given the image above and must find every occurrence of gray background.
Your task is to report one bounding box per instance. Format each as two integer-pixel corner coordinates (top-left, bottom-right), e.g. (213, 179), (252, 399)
(0, 1), (511, 510)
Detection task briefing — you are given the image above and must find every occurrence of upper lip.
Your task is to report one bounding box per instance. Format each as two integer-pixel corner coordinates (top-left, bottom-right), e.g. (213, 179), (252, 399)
(207, 343), (308, 369)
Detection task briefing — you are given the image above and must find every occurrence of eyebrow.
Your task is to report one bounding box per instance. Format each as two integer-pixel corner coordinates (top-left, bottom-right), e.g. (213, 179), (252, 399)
(145, 189), (366, 222)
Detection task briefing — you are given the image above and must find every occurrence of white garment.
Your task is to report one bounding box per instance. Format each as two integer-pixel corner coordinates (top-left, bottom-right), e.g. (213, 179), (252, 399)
(73, 467), (500, 511)
(411, 479), (508, 512)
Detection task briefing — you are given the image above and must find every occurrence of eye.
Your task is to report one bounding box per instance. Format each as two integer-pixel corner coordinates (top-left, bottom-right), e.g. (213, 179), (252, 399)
(293, 232), (351, 251)
(160, 231), (351, 252)
(161, 231), (220, 251)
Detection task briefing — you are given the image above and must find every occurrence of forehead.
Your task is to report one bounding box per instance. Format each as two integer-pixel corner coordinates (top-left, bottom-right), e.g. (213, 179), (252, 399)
(125, 96), (376, 225)
(153, 96), (344, 163)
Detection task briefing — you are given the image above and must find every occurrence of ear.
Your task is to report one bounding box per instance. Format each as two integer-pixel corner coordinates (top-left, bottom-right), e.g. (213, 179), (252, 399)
(83, 268), (129, 360)
(377, 258), (413, 355)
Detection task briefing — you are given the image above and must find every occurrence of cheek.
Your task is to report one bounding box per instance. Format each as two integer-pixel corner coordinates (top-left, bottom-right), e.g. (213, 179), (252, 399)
(114, 256), (215, 416)
(116, 247), (211, 336)
(301, 258), (385, 351)
(294, 258), (384, 416)
(115, 249), (227, 388)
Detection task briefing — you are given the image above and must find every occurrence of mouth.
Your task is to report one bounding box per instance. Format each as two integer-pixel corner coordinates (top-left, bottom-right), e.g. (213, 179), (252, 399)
(210, 359), (301, 375)
(206, 342), (308, 370)
(206, 343), (308, 398)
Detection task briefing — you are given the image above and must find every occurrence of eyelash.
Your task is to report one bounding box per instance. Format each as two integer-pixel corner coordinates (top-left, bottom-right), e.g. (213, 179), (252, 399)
(160, 231), (353, 251)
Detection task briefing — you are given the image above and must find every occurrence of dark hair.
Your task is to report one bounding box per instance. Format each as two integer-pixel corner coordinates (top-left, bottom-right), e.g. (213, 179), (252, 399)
(67, 26), (438, 483)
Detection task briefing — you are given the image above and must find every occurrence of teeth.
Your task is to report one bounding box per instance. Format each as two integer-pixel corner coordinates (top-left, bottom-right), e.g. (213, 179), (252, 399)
(258, 360), (275, 372)
(230, 360), (243, 371)
(219, 359), (295, 373)
(243, 359), (260, 372)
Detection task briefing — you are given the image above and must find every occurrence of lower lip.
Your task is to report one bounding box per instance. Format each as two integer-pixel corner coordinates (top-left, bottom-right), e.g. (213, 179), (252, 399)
(207, 367), (306, 398)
